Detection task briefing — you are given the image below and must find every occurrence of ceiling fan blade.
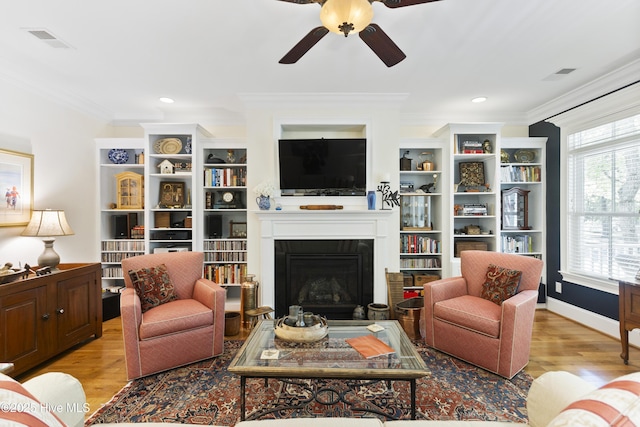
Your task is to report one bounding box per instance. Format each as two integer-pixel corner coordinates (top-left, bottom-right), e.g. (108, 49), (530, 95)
(359, 24), (406, 67)
(376, 0), (441, 8)
(279, 26), (330, 64)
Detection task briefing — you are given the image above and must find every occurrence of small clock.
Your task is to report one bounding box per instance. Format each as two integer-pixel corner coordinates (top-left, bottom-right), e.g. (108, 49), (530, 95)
(222, 191), (234, 203)
(482, 139), (493, 154)
(214, 191), (240, 209)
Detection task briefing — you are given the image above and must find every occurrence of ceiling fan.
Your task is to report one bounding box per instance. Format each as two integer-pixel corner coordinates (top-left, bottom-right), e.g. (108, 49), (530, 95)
(277, 0), (441, 67)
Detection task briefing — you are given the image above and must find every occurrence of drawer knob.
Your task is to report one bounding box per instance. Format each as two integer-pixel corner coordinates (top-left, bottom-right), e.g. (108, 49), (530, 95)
(56, 308), (65, 315)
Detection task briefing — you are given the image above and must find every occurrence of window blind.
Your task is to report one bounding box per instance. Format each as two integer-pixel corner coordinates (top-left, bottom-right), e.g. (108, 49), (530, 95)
(567, 113), (640, 280)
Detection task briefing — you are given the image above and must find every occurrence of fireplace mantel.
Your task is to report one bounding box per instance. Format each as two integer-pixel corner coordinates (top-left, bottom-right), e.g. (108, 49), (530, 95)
(255, 209), (393, 311)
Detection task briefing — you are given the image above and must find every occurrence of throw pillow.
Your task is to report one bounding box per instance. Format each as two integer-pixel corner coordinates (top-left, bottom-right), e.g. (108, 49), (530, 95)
(547, 372), (640, 427)
(128, 264), (178, 312)
(0, 374), (65, 427)
(480, 263), (522, 305)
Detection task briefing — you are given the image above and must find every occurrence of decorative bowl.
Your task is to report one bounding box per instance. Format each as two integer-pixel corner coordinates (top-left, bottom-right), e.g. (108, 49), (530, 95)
(514, 149), (535, 163)
(0, 269), (27, 285)
(153, 138), (183, 154)
(108, 149), (129, 164)
(274, 316), (329, 342)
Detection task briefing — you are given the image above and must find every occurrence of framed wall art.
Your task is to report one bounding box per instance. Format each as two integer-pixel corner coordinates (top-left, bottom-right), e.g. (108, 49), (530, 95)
(0, 149), (33, 226)
(159, 181), (185, 208)
(458, 161), (485, 188)
(230, 221), (247, 238)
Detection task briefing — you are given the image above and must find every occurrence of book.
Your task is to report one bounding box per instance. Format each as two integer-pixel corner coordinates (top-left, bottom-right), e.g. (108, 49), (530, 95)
(346, 334), (396, 359)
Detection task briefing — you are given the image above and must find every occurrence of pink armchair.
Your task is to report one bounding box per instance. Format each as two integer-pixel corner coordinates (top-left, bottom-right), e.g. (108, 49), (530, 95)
(421, 250), (544, 378)
(120, 252), (226, 380)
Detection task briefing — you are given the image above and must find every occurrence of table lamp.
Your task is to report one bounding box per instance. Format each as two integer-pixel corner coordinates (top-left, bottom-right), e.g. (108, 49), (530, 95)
(21, 209), (75, 270)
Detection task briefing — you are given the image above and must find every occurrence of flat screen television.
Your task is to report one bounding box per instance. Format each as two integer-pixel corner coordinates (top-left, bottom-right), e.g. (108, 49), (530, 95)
(278, 138), (367, 196)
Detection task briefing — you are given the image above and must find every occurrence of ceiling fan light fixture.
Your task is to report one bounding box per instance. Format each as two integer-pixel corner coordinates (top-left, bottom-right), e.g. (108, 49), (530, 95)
(320, 0), (373, 36)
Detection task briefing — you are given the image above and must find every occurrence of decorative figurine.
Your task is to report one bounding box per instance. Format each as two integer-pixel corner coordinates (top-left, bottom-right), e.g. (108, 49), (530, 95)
(377, 182), (400, 210)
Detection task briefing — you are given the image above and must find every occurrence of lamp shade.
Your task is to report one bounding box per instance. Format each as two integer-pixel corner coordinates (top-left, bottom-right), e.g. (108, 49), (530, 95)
(21, 209), (75, 237)
(320, 0), (374, 36)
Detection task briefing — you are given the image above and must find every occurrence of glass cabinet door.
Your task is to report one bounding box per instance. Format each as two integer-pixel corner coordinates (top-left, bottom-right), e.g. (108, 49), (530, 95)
(501, 187), (530, 230)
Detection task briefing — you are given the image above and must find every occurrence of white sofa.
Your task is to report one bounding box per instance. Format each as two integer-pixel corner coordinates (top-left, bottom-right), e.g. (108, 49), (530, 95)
(3, 370), (639, 426)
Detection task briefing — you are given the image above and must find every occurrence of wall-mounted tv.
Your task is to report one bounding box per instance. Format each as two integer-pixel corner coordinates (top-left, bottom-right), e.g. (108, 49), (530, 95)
(278, 138), (367, 196)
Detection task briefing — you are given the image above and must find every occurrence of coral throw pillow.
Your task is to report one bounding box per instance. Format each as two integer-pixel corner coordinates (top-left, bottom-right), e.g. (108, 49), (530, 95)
(480, 263), (522, 305)
(128, 264), (178, 312)
(0, 374), (65, 427)
(547, 372), (640, 426)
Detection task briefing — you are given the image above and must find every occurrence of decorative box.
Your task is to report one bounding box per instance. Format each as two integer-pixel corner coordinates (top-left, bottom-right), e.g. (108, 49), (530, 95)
(403, 274), (414, 288)
(412, 274), (440, 286)
(464, 225), (481, 235)
(455, 241), (488, 257)
(155, 212), (171, 228)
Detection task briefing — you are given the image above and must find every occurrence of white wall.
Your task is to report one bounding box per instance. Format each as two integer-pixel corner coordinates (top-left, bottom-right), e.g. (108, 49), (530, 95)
(0, 82), (529, 274)
(0, 78), (111, 267)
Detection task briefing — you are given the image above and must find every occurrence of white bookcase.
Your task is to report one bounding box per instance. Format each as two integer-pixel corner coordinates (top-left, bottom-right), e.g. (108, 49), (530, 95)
(435, 123), (502, 276)
(499, 137), (547, 283)
(96, 125), (249, 311)
(96, 138), (146, 291)
(398, 139), (448, 295)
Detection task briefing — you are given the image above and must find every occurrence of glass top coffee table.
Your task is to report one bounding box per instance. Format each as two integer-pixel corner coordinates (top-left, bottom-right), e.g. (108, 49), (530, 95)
(228, 319), (429, 420)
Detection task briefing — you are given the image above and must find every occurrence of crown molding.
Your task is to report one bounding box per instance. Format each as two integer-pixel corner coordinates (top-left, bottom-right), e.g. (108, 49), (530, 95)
(0, 65), (114, 122)
(526, 59), (640, 125)
(546, 83), (640, 131)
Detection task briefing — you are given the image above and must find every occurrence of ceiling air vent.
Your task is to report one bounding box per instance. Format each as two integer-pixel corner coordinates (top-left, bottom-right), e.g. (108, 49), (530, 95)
(25, 28), (72, 49)
(542, 67), (577, 82)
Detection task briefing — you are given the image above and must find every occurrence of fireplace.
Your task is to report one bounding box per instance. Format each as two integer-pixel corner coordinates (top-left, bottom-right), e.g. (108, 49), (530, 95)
(274, 239), (374, 319)
(255, 209), (392, 314)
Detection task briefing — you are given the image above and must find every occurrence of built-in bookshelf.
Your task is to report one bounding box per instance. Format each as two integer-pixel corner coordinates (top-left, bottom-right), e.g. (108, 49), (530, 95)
(200, 141), (248, 311)
(499, 137), (547, 280)
(96, 126), (249, 311)
(96, 138), (146, 292)
(398, 139), (447, 296)
(433, 123), (502, 276)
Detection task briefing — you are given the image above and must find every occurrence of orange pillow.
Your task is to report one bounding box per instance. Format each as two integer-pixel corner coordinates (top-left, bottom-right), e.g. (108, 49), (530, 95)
(0, 374), (65, 426)
(480, 263), (522, 305)
(128, 264), (178, 312)
(547, 372), (640, 426)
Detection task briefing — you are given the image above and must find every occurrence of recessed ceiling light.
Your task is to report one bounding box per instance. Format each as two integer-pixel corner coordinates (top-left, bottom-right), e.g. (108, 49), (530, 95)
(159, 97), (174, 104)
(471, 97), (487, 103)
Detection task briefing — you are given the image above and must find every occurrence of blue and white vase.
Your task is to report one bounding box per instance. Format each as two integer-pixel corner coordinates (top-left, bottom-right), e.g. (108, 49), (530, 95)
(256, 195), (271, 210)
(367, 190), (376, 210)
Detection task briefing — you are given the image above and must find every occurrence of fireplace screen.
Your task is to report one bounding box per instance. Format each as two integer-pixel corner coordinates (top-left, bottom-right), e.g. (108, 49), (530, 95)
(275, 239), (373, 319)
(289, 254), (359, 306)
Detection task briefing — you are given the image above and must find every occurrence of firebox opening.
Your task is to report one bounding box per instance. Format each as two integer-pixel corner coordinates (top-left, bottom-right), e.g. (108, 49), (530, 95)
(275, 239), (374, 319)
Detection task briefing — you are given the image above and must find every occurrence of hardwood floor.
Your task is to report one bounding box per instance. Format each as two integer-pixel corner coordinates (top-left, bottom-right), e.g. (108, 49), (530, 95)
(17, 309), (640, 419)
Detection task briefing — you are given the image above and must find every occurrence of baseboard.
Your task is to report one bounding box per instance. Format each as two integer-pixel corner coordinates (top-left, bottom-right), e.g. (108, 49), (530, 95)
(546, 297), (640, 349)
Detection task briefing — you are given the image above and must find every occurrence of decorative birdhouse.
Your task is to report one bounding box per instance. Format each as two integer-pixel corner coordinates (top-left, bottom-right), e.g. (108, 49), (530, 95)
(158, 159), (174, 174)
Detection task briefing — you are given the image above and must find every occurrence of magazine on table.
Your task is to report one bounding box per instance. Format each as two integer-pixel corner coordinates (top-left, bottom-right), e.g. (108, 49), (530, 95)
(346, 334), (395, 359)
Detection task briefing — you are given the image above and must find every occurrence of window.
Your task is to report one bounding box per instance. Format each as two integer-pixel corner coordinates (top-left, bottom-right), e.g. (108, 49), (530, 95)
(567, 113), (640, 281)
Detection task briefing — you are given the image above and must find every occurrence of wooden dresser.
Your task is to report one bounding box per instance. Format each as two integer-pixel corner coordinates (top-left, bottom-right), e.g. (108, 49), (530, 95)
(618, 276), (640, 365)
(0, 263), (102, 376)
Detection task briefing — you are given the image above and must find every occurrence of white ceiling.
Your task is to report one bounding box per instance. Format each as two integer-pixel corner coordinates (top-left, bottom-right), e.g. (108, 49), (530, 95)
(1, 0), (639, 125)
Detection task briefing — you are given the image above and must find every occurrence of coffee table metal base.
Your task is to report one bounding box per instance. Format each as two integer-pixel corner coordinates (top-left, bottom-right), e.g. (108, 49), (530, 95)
(239, 375), (418, 421)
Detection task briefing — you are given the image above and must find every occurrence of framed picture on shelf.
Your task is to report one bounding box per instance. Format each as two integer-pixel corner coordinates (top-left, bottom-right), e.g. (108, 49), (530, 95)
(159, 181), (185, 208)
(0, 149), (33, 226)
(230, 221), (247, 238)
(459, 161), (485, 189)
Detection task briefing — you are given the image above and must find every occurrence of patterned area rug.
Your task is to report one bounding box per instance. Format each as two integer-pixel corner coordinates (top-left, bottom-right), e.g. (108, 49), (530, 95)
(86, 340), (532, 426)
